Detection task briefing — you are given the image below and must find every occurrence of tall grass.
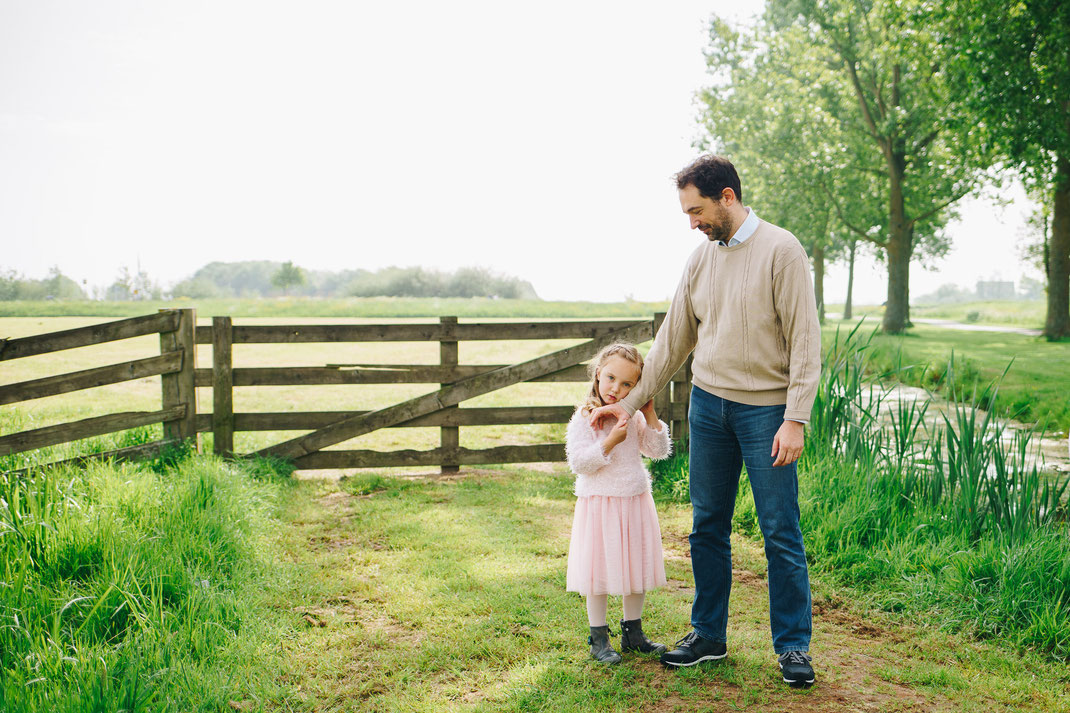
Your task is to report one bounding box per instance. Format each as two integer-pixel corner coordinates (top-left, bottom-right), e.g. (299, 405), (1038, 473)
(650, 323), (1070, 658)
(0, 409), (164, 473)
(0, 450), (294, 712)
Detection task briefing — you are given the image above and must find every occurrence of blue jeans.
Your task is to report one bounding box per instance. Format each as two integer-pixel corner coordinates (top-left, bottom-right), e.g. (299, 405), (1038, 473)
(688, 385), (812, 653)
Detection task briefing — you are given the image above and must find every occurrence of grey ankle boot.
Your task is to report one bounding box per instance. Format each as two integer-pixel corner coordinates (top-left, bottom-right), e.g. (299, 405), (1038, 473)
(620, 618), (667, 654)
(588, 625), (622, 664)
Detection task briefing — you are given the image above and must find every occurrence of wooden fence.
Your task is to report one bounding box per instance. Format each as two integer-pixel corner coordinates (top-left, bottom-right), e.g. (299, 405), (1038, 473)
(1, 310), (693, 473)
(0, 310), (198, 470)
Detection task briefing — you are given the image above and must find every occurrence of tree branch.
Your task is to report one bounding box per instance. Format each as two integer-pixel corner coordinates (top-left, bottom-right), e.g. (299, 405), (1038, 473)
(911, 128), (940, 154)
(907, 189), (970, 229)
(843, 54), (883, 143)
(817, 177), (887, 248)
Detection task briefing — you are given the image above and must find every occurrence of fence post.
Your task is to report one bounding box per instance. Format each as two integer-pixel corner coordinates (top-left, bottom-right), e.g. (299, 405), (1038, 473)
(676, 354), (693, 441)
(212, 316), (234, 455)
(652, 312), (673, 435)
(159, 308), (199, 448)
(440, 316), (459, 473)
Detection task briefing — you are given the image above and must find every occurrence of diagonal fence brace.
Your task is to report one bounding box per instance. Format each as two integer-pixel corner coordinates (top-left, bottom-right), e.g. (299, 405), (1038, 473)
(254, 320), (653, 462)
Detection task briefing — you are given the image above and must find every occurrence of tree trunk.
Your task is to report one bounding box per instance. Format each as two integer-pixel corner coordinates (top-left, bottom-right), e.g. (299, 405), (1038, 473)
(882, 151), (911, 334)
(813, 242), (826, 323)
(844, 238), (857, 320)
(1046, 151), (1070, 339)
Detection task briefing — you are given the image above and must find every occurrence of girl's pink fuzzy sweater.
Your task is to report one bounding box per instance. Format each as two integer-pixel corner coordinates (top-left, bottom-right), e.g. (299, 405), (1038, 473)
(565, 409), (672, 498)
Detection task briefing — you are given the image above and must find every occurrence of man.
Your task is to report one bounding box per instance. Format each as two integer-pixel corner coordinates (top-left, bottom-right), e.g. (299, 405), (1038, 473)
(589, 155), (821, 688)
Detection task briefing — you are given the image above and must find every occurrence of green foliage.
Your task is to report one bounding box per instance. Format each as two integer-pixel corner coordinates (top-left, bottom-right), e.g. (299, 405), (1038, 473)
(648, 438), (691, 504)
(169, 261), (538, 300)
(348, 265), (539, 299)
(104, 266), (161, 302)
(941, 0), (1070, 339)
(0, 454), (292, 712)
(854, 323), (1070, 435)
(943, 0), (1070, 181)
(908, 299), (1046, 326)
(0, 267), (87, 301)
(270, 260), (307, 295)
(729, 0), (987, 333)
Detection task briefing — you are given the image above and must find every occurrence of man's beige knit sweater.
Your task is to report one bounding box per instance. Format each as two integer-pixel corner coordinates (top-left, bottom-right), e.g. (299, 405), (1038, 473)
(621, 219), (821, 423)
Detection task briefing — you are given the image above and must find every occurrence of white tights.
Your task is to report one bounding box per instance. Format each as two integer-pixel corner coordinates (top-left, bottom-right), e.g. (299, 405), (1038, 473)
(585, 593), (646, 627)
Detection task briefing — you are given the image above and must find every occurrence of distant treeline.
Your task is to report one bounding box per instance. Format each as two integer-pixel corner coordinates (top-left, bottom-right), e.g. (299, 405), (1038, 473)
(0, 262), (539, 301)
(0, 268), (89, 301)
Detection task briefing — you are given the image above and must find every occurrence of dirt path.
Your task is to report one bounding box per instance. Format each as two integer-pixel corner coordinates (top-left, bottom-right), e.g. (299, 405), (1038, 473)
(267, 470), (1070, 713)
(910, 317), (1043, 336)
(825, 315), (1043, 336)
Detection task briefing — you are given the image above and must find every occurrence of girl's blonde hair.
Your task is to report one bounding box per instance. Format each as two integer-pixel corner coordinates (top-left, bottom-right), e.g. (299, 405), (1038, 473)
(581, 343), (644, 414)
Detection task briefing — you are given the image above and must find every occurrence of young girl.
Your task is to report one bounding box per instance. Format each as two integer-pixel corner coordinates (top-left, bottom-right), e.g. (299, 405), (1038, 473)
(565, 343), (671, 664)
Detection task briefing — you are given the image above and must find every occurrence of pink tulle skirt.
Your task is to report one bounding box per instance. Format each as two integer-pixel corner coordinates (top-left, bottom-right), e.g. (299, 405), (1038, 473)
(566, 492), (667, 596)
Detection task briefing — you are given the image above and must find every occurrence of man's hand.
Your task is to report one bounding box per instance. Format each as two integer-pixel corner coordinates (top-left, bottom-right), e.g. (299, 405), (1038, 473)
(589, 403), (629, 430)
(771, 420), (805, 467)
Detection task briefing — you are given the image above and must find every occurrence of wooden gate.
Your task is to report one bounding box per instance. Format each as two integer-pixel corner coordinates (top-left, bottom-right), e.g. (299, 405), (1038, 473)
(3, 311), (693, 473)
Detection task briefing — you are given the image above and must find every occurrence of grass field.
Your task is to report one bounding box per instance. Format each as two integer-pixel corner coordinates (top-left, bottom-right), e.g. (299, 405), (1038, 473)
(0, 296), (1051, 329)
(5, 311), (1070, 711)
(0, 297), (672, 319)
(9, 454), (1070, 712)
(271, 468), (1070, 712)
(825, 300), (1048, 328)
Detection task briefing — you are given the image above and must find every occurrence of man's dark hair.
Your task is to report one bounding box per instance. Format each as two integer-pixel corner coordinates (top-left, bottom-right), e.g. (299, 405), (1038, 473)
(675, 155), (743, 204)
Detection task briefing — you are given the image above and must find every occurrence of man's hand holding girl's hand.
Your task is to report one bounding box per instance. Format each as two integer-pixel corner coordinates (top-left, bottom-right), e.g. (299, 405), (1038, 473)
(589, 403), (628, 430)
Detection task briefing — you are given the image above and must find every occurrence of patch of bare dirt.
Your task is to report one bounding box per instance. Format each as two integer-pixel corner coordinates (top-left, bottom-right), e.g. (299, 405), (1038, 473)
(316, 489), (355, 510)
(733, 567), (767, 589)
(307, 534), (360, 551)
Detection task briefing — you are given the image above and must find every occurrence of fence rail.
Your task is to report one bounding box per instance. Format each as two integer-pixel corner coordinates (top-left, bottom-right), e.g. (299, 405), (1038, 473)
(1, 309), (198, 471)
(2, 311), (691, 473)
(0, 312), (181, 361)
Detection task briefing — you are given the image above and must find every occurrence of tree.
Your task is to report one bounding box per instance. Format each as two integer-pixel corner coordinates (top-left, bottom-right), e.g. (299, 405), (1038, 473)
(943, 0), (1070, 338)
(271, 261), (306, 295)
(698, 17), (902, 325)
(0, 267), (85, 300)
(105, 266), (159, 301)
(767, 0), (984, 333)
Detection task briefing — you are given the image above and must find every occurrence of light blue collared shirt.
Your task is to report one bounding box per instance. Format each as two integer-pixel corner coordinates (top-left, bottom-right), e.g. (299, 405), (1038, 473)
(716, 207), (759, 247)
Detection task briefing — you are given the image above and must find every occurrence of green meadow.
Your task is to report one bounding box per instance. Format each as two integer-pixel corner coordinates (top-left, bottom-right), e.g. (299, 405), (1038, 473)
(2, 305), (1070, 711)
(0, 297), (672, 320)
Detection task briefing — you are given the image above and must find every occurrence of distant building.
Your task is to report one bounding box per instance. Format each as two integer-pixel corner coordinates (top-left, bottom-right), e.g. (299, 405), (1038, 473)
(975, 280), (1016, 300)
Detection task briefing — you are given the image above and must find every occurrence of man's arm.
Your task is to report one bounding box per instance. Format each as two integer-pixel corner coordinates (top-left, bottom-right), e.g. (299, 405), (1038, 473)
(590, 256), (700, 429)
(769, 245), (822, 466)
(621, 258), (700, 414)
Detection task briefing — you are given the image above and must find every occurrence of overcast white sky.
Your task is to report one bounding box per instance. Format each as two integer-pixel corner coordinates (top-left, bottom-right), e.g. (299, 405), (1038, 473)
(0, 1), (1044, 304)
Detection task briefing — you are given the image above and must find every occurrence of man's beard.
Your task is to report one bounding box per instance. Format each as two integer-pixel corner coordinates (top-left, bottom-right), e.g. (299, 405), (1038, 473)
(700, 219), (732, 243)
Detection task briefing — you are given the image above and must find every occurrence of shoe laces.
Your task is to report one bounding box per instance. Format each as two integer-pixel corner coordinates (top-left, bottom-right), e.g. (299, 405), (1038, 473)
(780, 651), (811, 665)
(674, 631), (700, 648)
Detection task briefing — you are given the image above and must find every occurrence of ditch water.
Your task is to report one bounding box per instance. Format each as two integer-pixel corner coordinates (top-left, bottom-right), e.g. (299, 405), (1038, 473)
(874, 381), (1070, 477)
